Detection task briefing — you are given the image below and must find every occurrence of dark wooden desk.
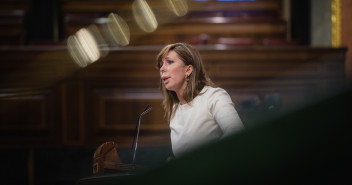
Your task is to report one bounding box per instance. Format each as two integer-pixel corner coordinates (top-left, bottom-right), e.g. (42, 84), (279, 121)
(76, 173), (135, 185)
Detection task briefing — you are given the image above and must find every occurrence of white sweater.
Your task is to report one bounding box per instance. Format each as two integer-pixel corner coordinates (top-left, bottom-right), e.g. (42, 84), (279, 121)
(170, 86), (244, 157)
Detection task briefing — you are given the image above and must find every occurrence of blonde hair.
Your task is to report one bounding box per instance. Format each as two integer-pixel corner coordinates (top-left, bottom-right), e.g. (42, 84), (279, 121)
(156, 43), (214, 122)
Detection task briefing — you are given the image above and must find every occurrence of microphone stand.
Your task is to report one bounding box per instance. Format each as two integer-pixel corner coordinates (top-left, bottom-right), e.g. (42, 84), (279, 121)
(130, 105), (152, 169)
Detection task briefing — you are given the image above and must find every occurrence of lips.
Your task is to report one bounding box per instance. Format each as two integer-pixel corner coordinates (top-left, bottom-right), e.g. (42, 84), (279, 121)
(161, 76), (170, 84)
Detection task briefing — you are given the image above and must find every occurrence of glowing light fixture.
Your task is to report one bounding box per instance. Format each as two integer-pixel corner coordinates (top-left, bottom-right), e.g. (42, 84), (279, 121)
(76, 28), (100, 63)
(67, 28), (101, 67)
(165, 0), (188, 16)
(132, 0), (158, 32)
(67, 35), (88, 67)
(87, 24), (109, 57)
(106, 13), (130, 46)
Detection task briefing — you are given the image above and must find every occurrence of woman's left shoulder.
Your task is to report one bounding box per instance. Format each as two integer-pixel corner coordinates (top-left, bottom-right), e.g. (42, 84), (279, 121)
(202, 86), (231, 101)
(202, 86), (234, 112)
(203, 86), (228, 95)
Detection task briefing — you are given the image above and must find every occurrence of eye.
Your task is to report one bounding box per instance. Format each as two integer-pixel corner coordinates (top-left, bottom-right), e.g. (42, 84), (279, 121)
(167, 60), (174, 64)
(159, 61), (164, 69)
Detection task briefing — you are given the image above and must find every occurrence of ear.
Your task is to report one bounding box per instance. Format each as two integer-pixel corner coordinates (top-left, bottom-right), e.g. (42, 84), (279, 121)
(186, 65), (193, 76)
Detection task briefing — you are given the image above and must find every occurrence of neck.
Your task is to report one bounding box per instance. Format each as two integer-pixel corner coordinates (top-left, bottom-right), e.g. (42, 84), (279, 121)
(176, 83), (187, 105)
(177, 94), (187, 105)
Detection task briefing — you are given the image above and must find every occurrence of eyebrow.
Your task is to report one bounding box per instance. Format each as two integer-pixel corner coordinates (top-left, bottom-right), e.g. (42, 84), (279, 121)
(164, 56), (173, 60)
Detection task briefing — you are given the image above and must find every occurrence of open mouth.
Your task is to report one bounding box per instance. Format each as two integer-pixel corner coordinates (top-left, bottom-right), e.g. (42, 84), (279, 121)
(162, 76), (170, 84)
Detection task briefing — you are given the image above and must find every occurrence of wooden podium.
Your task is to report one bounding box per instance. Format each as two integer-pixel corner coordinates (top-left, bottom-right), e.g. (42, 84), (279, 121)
(92, 141), (135, 175)
(77, 106), (152, 185)
(76, 141), (143, 185)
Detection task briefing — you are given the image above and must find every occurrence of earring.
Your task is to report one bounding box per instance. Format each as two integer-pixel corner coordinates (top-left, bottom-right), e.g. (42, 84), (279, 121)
(185, 74), (189, 82)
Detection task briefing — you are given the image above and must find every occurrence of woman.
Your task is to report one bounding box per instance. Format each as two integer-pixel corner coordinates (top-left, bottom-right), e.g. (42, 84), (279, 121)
(156, 43), (244, 158)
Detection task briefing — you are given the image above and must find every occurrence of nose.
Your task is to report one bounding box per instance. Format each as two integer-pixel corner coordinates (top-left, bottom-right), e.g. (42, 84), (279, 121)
(160, 63), (166, 73)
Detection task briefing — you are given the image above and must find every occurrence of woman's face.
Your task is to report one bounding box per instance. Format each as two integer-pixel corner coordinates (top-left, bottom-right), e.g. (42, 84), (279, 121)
(160, 50), (190, 93)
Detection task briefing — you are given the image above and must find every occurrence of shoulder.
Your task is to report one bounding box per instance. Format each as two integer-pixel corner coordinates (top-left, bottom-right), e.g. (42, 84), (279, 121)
(199, 86), (233, 106)
(200, 86), (234, 116)
(202, 86), (230, 98)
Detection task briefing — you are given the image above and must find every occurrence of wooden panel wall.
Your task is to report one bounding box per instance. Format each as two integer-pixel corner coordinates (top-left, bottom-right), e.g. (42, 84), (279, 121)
(0, 0), (288, 46)
(0, 45), (347, 147)
(62, 0), (286, 46)
(0, 0), (29, 45)
(0, 0), (287, 46)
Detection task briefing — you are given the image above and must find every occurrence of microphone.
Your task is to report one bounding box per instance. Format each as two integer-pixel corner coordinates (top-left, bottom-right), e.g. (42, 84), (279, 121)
(130, 105), (152, 166)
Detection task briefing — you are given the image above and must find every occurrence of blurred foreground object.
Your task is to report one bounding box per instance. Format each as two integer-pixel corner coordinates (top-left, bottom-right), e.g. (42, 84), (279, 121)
(67, 27), (102, 67)
(165, 0), (188, 16)
(105, 13), (130, 47)
(132, 0), (158, 32)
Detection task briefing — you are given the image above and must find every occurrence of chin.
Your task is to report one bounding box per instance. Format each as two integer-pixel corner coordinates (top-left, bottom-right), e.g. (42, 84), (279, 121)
(165, 86), (172, 91)
(164, 85), (174, 92)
